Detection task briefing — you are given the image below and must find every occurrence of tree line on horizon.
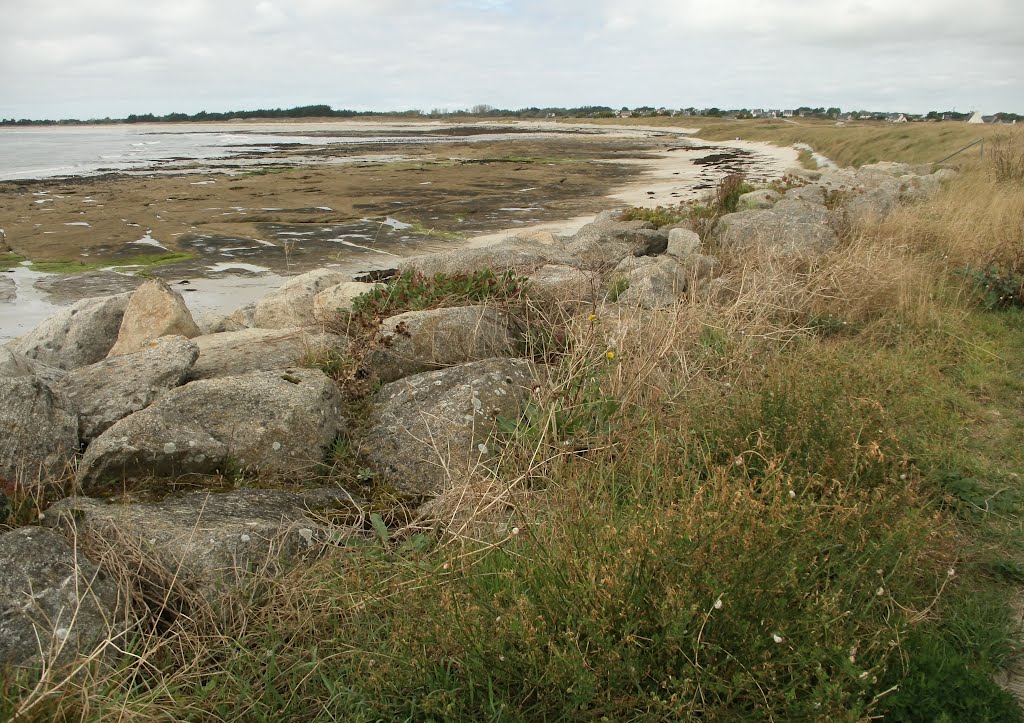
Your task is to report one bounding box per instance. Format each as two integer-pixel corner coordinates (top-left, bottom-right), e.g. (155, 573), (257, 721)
(1, 103), (1020, 126)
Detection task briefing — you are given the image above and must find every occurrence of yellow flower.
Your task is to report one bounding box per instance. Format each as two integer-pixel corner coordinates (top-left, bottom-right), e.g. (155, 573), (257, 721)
(606, 351), (616, 360)
(587, 313), (597, 321)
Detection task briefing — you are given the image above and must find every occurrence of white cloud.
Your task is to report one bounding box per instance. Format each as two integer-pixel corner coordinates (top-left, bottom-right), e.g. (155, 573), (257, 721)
(0, 0), (1020, 118)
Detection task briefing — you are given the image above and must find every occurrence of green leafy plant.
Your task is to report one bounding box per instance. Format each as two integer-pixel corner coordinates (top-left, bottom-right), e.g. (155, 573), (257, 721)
(350, 268), (528, 327)
(961, 265), (1024, 310)
(605, 276), (629, 302)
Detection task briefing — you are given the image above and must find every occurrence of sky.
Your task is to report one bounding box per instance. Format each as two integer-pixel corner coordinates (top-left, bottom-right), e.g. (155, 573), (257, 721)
(0, 0), (1021, 120)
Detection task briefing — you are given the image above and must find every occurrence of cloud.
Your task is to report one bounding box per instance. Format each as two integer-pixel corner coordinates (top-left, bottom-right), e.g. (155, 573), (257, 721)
(0, 0), (1020, 118)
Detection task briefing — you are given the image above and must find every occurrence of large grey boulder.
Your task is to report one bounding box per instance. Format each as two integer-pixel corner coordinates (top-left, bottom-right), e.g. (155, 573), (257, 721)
(188, 327), (347, 381)
(108, 280), (201, 357)
(313, 281), (382, 323)
(666, 228), (702, 259)
(46, 488), (359, 603)
(563, 219), (667, 269)
(77, 369), (345, 491)
(0, 376), (78, 483)
(63, 336), (199, 442)
(526, 264), (599, 305)
(6, 293), (131, 370)
(784, 185), (826, 204)
(843, 182), (901, 226)
(616, 255), (720, 309)
(737, 189), (781, 210)
(715, 200), (838, 254)
(194, 310), (247, 335)
(399, 237), (568, 277)
(253, 269), (347, 328)
(0, 349), (64, 387)
(0, 526), (121, 668)
(360, 358), (538, 497)
(363, 306), (523, 384)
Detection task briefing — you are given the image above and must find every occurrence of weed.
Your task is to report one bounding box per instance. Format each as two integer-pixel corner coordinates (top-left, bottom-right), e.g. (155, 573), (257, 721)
(715, 172), (753, 213)
(349, 268), (528, 327)
(989, 132), (1024, 184)
(619, 205), (688, 227)
(605, 276), (629, 302)
(960, 265), (1024, 309)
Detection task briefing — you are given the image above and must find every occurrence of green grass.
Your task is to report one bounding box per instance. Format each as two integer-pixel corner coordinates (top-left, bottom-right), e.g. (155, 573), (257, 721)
(4, 125), (1024, 722)
(0, 253), (25, 270)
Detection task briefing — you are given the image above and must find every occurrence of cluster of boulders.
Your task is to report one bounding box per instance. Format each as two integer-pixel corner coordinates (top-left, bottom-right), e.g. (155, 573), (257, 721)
(0, 157), (954, 669)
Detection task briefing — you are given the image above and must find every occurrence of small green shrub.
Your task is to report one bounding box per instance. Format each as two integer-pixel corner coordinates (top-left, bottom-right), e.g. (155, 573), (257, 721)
(960, 265), (1024, 309)
(716, 172), (754, 213)
(619, 205), (688, 227)
(605, 276), (629, 302)
(877, 628), (1022, 722)
(350, 268), (527, 327)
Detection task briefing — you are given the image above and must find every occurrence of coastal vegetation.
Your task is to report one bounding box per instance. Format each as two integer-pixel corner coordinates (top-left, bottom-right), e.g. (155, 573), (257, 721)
(2, 124), (1024, 721)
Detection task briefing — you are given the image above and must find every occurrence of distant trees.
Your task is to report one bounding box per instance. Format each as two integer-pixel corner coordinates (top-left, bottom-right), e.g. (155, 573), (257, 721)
(0, 104), (1017, 127)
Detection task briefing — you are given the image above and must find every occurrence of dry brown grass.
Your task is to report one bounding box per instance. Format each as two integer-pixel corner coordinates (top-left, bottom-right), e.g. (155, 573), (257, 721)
(576, 115), (1007, 168)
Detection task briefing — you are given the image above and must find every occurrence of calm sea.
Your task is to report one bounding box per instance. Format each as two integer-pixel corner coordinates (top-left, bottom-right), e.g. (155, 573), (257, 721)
(0, 122), (551, 181)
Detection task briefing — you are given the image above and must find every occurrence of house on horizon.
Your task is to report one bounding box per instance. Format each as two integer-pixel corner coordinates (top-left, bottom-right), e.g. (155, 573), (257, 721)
(967, 111), (993, 124)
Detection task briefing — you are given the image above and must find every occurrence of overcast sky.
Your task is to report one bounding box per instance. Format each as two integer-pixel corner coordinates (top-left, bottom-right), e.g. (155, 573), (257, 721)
(0, 0), (1020, 120)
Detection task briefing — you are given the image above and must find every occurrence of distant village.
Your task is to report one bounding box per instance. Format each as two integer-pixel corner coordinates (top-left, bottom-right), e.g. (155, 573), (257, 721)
(1, 104), (1020, 126)
(606, 107), (1018, 124)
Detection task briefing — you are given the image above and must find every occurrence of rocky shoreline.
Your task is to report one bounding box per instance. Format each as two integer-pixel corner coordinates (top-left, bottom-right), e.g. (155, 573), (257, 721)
(0, 157), (953, 669)
(0, 123), (797, 343)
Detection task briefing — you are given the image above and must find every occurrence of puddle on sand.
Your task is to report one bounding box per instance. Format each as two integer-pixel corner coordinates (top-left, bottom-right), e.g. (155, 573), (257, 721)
(0, 266), (62, 343)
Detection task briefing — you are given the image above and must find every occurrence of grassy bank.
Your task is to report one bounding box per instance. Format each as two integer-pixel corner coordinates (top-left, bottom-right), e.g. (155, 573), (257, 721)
(582, 115), (1009, 168)
(4, 125), (1024, 721)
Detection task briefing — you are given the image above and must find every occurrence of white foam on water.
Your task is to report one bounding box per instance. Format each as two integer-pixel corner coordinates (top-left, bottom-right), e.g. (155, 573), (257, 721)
(131, 231), (168, 250)
(64, 221), (90, 227)
(207, 262), (272, 274)
(362, 217), (412, 231)
(337, 240), (400, 256)
(190, 180), (216, 185)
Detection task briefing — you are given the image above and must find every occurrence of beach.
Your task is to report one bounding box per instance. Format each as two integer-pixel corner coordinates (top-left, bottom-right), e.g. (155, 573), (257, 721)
(0, 120), (798, 341)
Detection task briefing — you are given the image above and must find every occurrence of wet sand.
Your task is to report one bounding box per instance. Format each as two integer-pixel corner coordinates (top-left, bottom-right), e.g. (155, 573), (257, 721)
(0, 121), (798, 341)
